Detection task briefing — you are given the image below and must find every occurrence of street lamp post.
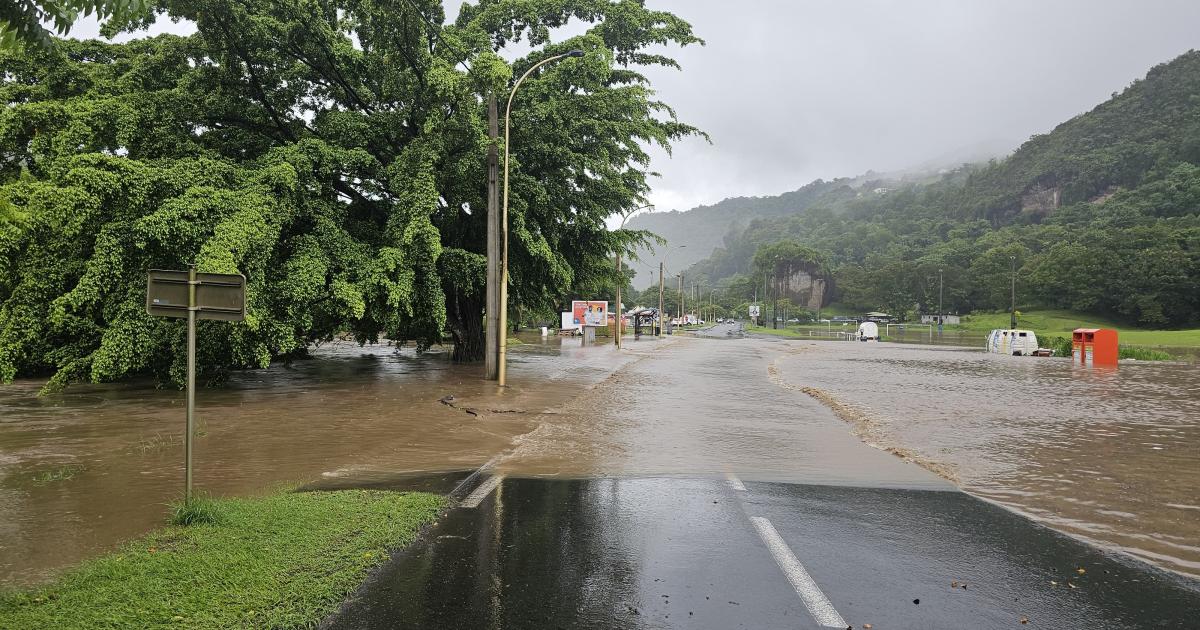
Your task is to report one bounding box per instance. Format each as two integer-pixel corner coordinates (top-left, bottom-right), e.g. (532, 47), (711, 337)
(677, 273), (684, 324)
(1009, 255), (1017, 330)
(938, 268), (943, 336)
(658, 262), (664, 337)
(496, 49), (585, 388)
(614, 205), (652, 349)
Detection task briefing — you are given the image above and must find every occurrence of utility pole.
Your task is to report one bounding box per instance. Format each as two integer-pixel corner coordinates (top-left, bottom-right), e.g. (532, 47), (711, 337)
(1010, 255), (1017, 329)
(614, 250), (622, 348)
(772, 268), (779, 329)
(658, 262), (665, 337)
(484, 95), (500, 380)
(679, 273), (685, 324)
(753, 285), (758, 326)
(937, 268), (943, 336)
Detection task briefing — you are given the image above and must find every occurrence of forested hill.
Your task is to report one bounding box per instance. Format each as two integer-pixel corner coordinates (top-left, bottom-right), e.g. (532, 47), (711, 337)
(678, 49), (1200, 327)
(625, 170), (942, 288)
(624, 179), (844, 288)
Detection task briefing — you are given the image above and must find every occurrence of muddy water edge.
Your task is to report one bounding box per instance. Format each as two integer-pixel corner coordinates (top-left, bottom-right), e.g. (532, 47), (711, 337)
(772, 340), (1200, 580)
(0, 334), (649, 587)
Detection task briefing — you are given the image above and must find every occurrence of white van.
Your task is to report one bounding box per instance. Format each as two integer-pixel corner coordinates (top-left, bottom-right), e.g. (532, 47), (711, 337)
(857, 321), (880, 341)
(986, 329), (1039, 356)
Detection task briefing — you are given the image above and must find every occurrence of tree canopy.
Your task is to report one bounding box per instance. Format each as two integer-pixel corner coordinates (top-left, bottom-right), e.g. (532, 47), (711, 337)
(0, 0), (149, 50)
(0, 0), (704, 390)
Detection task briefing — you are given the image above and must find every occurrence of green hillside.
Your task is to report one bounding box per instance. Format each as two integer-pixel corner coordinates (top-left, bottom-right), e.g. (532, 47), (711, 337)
(674, 50), (1200, 328)
(624, 178), (846, 287)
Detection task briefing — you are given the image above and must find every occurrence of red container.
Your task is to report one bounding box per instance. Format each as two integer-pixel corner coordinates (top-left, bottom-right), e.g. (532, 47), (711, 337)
(1072, 328), (1118, 366)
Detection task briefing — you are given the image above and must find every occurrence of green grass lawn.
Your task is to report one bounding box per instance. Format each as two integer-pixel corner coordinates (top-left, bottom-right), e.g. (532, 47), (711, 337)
(953, 310), (1200, 347)
(746, 324), (828, 339)
(0, 490), (443, 630)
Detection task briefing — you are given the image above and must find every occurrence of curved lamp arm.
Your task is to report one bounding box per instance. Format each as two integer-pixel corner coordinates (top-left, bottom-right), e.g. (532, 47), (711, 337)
(497, 49), (584, 386)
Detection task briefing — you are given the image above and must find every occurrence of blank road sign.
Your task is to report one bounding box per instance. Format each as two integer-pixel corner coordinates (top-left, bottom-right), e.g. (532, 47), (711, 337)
(146, 269), (246, 321)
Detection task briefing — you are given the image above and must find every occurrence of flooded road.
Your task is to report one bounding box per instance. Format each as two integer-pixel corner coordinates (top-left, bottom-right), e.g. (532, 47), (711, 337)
(3, 324), (1197, 591)
(770, 339), (1200, 578)
(495, 333), (944, 489)
(0, 335), (638, 587)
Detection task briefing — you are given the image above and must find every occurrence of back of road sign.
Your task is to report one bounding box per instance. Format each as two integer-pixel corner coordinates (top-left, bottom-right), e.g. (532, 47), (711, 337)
(146, 269), (246, 321)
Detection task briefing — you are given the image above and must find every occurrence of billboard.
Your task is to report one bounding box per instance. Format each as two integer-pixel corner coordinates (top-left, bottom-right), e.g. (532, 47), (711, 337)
(571, 300), (609, 328)
(749, 304), (760, 318)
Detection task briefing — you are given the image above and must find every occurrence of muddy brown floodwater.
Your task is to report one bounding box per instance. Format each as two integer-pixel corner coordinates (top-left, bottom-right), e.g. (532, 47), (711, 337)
(0, 334), (640, 587)
(772, 341), (1200, 578)
(4, 328), (1197, 589)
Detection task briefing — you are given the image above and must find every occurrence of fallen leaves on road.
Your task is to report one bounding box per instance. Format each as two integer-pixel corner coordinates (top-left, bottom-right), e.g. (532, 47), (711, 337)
(1020, 615), (1030, 624)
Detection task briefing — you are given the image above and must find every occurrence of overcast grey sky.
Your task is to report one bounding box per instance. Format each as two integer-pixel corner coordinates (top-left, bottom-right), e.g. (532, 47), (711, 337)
(70, 1), (1200, 218)
(631, 0), (1200, 215)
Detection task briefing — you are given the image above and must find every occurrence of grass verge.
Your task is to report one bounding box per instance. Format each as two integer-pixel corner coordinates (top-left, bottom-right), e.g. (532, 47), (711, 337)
(746, 324), (813, 339)
(954, 310), (1200, 347)
(0, 489), (443, 629)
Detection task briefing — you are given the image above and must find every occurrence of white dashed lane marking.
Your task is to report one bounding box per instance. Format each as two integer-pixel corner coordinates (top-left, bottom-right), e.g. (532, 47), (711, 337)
(461, 475), (503, 508)
(750, 516), (847, 628)
(725, 472), (747, 492)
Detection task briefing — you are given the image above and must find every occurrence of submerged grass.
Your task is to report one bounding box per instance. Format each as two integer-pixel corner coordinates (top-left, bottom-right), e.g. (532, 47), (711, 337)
(1118, 346), (1174, 361)
(0, 489), (443, 630)
(30, 464), (85, 484)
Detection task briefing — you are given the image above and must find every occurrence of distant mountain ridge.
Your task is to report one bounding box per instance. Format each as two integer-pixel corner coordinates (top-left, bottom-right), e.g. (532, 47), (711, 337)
(626, 180), (839, 287)
(626, 169), (950, 288)
(636, 49), (1200, 326)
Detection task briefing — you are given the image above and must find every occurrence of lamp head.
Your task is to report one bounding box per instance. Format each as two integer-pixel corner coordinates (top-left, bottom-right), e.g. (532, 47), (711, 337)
(566, 49), (586, 58)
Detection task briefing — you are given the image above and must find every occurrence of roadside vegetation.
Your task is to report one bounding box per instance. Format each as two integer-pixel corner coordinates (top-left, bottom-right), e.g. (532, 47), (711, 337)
(0, 1), (703, 390)
(0, 490), (442, 629)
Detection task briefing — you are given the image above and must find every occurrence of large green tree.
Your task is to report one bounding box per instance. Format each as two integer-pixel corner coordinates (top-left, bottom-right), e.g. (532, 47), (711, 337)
(0, 0), (702, 390)
(0, 0), (149, 50)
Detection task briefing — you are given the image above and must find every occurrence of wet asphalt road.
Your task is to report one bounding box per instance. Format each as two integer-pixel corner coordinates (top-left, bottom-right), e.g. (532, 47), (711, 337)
(324, 476), (1198, 629)
(321, 323), (1199, 629)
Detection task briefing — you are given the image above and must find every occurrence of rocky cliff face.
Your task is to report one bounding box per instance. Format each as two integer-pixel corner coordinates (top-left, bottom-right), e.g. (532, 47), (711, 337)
(783, 267), (827, 311)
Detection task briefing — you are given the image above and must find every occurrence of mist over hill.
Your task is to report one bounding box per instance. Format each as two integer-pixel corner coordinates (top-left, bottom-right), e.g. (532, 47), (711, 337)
(625, 169), (955, 289)
(631, 50), (1200, 327)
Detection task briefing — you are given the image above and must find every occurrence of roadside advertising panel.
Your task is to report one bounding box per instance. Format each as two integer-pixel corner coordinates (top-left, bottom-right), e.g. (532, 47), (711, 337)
(571, 300), (609, 328)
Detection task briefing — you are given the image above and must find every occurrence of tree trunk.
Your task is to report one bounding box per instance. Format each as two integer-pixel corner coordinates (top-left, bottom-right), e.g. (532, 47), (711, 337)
(448, 295), (486, 362)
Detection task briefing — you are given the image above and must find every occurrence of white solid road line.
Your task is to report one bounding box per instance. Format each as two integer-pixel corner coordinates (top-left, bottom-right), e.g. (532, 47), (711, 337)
(461, 475), (503, 508)
(725, 472), (747, 492)
(750, 516), (848, 629)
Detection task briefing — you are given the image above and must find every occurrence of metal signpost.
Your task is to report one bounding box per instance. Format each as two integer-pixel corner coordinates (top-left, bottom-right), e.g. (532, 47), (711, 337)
(146, 266), (246, 503)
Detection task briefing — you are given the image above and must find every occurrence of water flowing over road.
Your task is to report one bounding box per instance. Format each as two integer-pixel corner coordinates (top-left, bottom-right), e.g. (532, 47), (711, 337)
(769, 339), (1200, 578)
